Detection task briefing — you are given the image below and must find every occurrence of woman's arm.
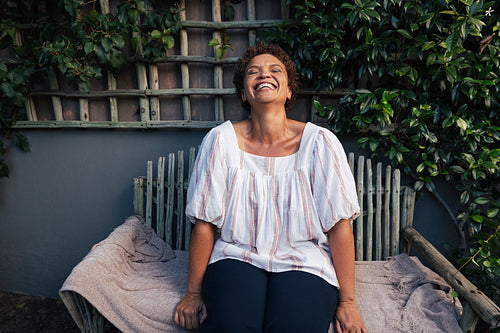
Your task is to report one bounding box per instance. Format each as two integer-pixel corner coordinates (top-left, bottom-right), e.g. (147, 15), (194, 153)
(328, 219), (367, 333)
(174, 219), (216, 331)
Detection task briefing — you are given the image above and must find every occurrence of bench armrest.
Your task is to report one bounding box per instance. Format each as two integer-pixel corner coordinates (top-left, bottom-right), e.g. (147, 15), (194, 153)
(402, 226), (500, 328)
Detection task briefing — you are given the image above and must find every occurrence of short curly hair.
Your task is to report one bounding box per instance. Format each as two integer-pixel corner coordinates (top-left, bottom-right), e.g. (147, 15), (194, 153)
(233, 43), (299, 113)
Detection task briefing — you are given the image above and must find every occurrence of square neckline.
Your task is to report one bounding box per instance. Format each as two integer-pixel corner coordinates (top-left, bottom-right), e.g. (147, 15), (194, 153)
(226, 120), (312, 159)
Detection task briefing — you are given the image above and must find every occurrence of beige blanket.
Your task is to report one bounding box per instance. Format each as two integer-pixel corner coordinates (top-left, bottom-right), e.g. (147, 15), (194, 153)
(60, 216), (462, 333)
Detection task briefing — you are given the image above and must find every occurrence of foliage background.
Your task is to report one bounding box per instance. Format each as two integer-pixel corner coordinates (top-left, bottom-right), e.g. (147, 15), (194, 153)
(262, 0), (500, 316)
(0, 0), (181, 176)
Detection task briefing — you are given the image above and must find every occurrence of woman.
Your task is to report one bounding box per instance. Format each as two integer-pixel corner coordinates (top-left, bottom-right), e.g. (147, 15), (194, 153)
(174, 43), (367, 333)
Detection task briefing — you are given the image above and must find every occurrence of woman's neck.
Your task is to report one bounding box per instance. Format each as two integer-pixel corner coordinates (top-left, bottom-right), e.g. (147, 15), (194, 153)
(247, 109), (289, 144)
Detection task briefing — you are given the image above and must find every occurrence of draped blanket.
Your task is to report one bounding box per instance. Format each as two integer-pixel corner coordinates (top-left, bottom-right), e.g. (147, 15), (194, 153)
(60, 216), (462, 333)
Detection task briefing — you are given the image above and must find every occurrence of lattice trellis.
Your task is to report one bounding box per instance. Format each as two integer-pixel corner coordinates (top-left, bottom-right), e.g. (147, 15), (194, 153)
(12, 0), (350, 129)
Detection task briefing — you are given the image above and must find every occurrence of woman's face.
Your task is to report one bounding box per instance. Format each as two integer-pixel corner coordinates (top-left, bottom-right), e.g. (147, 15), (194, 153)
(242, 54), (292, 111)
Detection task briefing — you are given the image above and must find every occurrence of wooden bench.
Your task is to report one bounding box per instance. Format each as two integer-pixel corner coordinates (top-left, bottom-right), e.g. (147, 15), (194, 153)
(65, 148), (500, 332)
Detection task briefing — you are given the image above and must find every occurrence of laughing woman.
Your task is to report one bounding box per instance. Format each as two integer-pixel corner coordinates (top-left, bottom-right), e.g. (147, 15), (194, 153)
(174, 43), (367, 333)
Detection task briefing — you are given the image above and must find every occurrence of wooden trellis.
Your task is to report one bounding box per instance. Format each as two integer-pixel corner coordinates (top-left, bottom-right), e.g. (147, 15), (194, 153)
(12, 0), (352, 129)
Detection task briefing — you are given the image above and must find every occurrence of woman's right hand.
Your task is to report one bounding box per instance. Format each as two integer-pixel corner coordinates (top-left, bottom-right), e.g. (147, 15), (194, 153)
(174, 291), (205, 331)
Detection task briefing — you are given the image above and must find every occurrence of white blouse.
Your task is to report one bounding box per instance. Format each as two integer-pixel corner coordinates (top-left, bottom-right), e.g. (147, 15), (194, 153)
(185, 120), (360, 287)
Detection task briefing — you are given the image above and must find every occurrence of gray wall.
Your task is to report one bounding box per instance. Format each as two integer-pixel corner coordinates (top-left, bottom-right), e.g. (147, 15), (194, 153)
(0, 129), (207, 297)
(0, 128), (462, 298)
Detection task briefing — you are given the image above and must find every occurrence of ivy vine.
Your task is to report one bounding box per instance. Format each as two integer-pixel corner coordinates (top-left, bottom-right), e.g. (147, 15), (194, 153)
(0, 0), (182, 177)
(262, 0), (500, 316)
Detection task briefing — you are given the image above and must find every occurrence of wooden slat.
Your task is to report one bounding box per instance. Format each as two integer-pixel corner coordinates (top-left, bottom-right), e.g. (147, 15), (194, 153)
(14, 25), (37, 121)
(146, 161), (153, 227)
(48, 67), (63, 121)
(184, 147), (197, 249)
(366, 159), (373, 261)
(247, 0), (256, 46)
(391, 169), (400, 255)
(30, 88), (236, 98)
(13, 120), (223, 129)
(99, 0), (118, 122)
(176, 150), (184, 249)
(134, 9), (150, 122)
(137, 62), (150, 122)
(166, 153), (175, 245)
(383, 165), (391, 258)
(133, 177), (145, 216)
(28, 87), (352, 98)
(355, 155), (364, 260)
(375, 162), (382, 260)
(149, 64), (160, 120)
(212, 0), (224, 122)
(156, 157), (166, 239)
(181, 19), (285, 29)
(78, 84), (90, 121)
(348, 152), (355, 177)
(179, 0), (192, 121)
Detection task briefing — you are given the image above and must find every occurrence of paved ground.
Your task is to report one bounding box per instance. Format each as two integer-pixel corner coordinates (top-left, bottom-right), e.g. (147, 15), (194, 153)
(0, 290), (79, 333)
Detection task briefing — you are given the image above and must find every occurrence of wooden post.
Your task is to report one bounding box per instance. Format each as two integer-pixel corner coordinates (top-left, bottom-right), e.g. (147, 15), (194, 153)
(391, 169), (400, 255)
(166, 153), (175, 245)
(156, 157), (166, 239)
(176, 150), (184, 249)
(179, 0), (192, 121)
(356, 155), (364, 260)
(383, 165), (391, 258)
(366, 159), (373, 261)
(375, 162), (382, 260)
(146, 161), (153, 227)
(133, 177), (145, 217)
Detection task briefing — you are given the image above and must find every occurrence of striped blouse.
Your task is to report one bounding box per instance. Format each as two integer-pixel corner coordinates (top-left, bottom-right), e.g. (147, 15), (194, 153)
(185, 120), (360, 287)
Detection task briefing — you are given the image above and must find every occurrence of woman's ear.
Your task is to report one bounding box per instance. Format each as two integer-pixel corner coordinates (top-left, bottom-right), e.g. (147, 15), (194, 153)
(287, 87), (292, 100)
(241, 90), (247, 102)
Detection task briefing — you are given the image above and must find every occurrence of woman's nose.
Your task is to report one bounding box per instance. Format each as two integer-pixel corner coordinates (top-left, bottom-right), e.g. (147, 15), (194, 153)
(258, 70), (271, 78)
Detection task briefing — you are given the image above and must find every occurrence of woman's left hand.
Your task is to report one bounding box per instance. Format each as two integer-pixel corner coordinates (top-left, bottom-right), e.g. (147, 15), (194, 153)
(334, 299), (368, 333)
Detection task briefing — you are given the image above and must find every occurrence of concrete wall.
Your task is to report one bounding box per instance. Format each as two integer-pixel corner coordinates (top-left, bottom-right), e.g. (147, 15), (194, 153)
(0, 129), (207, 297)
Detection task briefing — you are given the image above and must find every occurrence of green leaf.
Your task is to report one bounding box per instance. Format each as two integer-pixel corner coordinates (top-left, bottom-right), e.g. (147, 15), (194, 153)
(445, 33), (458, 52)
(450, 165), (465, 173)
(487, 208), (498, 218)
(101, 38), (113, 52)
(151, 30), (162, 39)
(216, 47), (224, 59)
(456, 118), (468, 131)
(397, 29), (413, 39)
(313, 100), (322, 112)
(208, 38), (220, 47)
(474, 197), (490, 205)
(163, 35), (175, 49)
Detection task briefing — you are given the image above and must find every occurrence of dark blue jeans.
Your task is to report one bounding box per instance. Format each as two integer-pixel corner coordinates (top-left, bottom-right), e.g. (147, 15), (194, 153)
(200, 259), (338, 333)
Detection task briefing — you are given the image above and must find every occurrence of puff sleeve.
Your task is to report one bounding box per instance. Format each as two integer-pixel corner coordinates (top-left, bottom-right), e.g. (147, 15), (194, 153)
(312, 129), (360, 232)
(185, 127), (228, 227)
